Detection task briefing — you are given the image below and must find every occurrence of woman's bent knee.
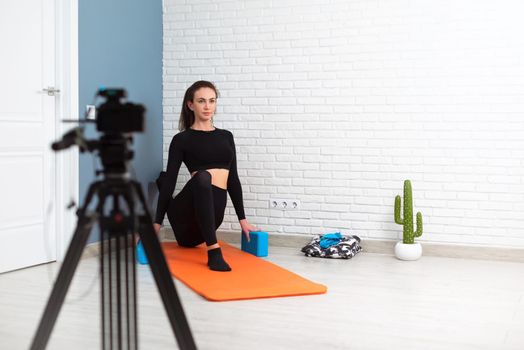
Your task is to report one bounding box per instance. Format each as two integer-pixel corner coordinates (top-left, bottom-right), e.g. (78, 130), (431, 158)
(191, 170), (212, 189)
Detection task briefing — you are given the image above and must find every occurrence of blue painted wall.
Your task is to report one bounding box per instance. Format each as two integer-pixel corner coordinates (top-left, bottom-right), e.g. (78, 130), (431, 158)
(79, 0), (163, 242)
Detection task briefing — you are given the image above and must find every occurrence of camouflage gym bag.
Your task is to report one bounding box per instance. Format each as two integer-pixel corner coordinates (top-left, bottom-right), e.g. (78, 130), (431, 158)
(301, 232), (362, 259)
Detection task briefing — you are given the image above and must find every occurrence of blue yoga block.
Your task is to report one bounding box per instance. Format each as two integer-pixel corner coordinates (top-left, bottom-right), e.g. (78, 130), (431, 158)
(241, 231), (268, 257)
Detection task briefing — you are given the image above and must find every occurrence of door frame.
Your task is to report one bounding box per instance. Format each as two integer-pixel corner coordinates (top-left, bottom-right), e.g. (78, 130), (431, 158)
(55, 0), (79, 260)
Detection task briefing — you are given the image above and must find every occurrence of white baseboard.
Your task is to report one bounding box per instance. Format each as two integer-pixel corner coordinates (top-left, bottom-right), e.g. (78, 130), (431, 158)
(83, 228), (524, 263)
(170, 228), (524, 263)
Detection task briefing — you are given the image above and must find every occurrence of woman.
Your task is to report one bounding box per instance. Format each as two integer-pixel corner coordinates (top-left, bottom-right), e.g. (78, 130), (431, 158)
(154, 80), (258, 271)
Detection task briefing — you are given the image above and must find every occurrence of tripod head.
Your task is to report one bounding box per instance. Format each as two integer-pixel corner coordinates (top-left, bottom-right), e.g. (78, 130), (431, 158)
(52, 88), (146, 177)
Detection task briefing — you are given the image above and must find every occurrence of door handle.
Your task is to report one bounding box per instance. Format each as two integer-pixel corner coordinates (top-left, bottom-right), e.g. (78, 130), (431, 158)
(42, 86), (61, 96)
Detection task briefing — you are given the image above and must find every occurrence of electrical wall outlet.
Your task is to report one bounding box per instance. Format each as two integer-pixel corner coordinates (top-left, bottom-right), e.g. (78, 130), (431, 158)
(269, 198), (301, 211)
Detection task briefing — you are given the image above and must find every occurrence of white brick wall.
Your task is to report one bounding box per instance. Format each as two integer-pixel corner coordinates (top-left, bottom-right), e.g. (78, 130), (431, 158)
(163, 0), (524, 248)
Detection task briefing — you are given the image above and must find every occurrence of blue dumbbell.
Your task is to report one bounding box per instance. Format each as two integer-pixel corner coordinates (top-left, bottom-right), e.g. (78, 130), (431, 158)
(241, 231), (268, 257)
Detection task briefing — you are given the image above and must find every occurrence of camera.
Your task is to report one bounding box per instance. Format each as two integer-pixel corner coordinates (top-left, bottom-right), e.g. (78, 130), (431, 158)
(52, 88), (147, 176)
(96, 88), (145, 133)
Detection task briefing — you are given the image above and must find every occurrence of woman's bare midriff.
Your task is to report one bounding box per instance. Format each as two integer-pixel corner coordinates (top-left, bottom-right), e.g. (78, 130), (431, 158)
(191, 168), (229, 190)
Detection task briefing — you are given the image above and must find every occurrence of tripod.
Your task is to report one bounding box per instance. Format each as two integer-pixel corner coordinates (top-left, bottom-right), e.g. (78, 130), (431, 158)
(30, 174), (197, 350)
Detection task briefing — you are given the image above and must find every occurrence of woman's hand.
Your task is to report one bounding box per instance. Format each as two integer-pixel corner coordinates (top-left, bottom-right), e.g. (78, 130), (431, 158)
(153, 223), (161, 235)
(240, 219), (259, 242)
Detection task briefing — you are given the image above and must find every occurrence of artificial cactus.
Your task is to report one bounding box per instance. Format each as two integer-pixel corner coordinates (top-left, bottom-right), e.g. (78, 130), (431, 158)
(394, 180), (423, 244)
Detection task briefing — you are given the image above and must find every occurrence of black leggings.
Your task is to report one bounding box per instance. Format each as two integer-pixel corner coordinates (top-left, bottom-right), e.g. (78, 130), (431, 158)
(166, 170), (227, 247)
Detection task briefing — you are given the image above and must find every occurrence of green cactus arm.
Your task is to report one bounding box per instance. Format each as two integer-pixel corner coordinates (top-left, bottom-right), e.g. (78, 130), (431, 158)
(415, 212), (423, 237)
(394, 195), (404, 224)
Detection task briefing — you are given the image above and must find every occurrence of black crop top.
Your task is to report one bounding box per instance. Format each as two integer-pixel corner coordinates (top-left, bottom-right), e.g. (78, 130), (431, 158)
(154, 127), (246, 224)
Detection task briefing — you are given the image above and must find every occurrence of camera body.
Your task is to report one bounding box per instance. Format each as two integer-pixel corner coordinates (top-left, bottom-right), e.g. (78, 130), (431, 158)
(96, 88), (145, 133)
(51, 88), (147, 176)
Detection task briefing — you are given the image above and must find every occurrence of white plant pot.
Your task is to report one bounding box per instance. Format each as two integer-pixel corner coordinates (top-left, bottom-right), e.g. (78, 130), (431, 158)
(394, 241), (422, 261)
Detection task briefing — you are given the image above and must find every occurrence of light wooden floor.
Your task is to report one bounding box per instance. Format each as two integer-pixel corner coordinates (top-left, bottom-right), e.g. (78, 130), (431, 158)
(1, 245), (523, 350)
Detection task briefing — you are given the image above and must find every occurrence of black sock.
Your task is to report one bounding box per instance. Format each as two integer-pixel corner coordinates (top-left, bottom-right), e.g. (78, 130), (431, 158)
(207, 247), (231, 272)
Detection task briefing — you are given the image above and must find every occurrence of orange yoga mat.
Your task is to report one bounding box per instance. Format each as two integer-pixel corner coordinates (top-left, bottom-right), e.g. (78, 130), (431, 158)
(161, 241), (327, 301)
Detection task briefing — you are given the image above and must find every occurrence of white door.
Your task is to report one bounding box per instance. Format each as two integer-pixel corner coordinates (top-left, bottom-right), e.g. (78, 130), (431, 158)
(0, 0), (57, 273)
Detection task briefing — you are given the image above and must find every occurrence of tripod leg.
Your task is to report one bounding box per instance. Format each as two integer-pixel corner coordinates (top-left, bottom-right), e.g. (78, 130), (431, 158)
(124, 221), (137, 350)
(130, 181), (197, 350)
(101, 191), (138, 350)
(30, 182), (101, 350)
